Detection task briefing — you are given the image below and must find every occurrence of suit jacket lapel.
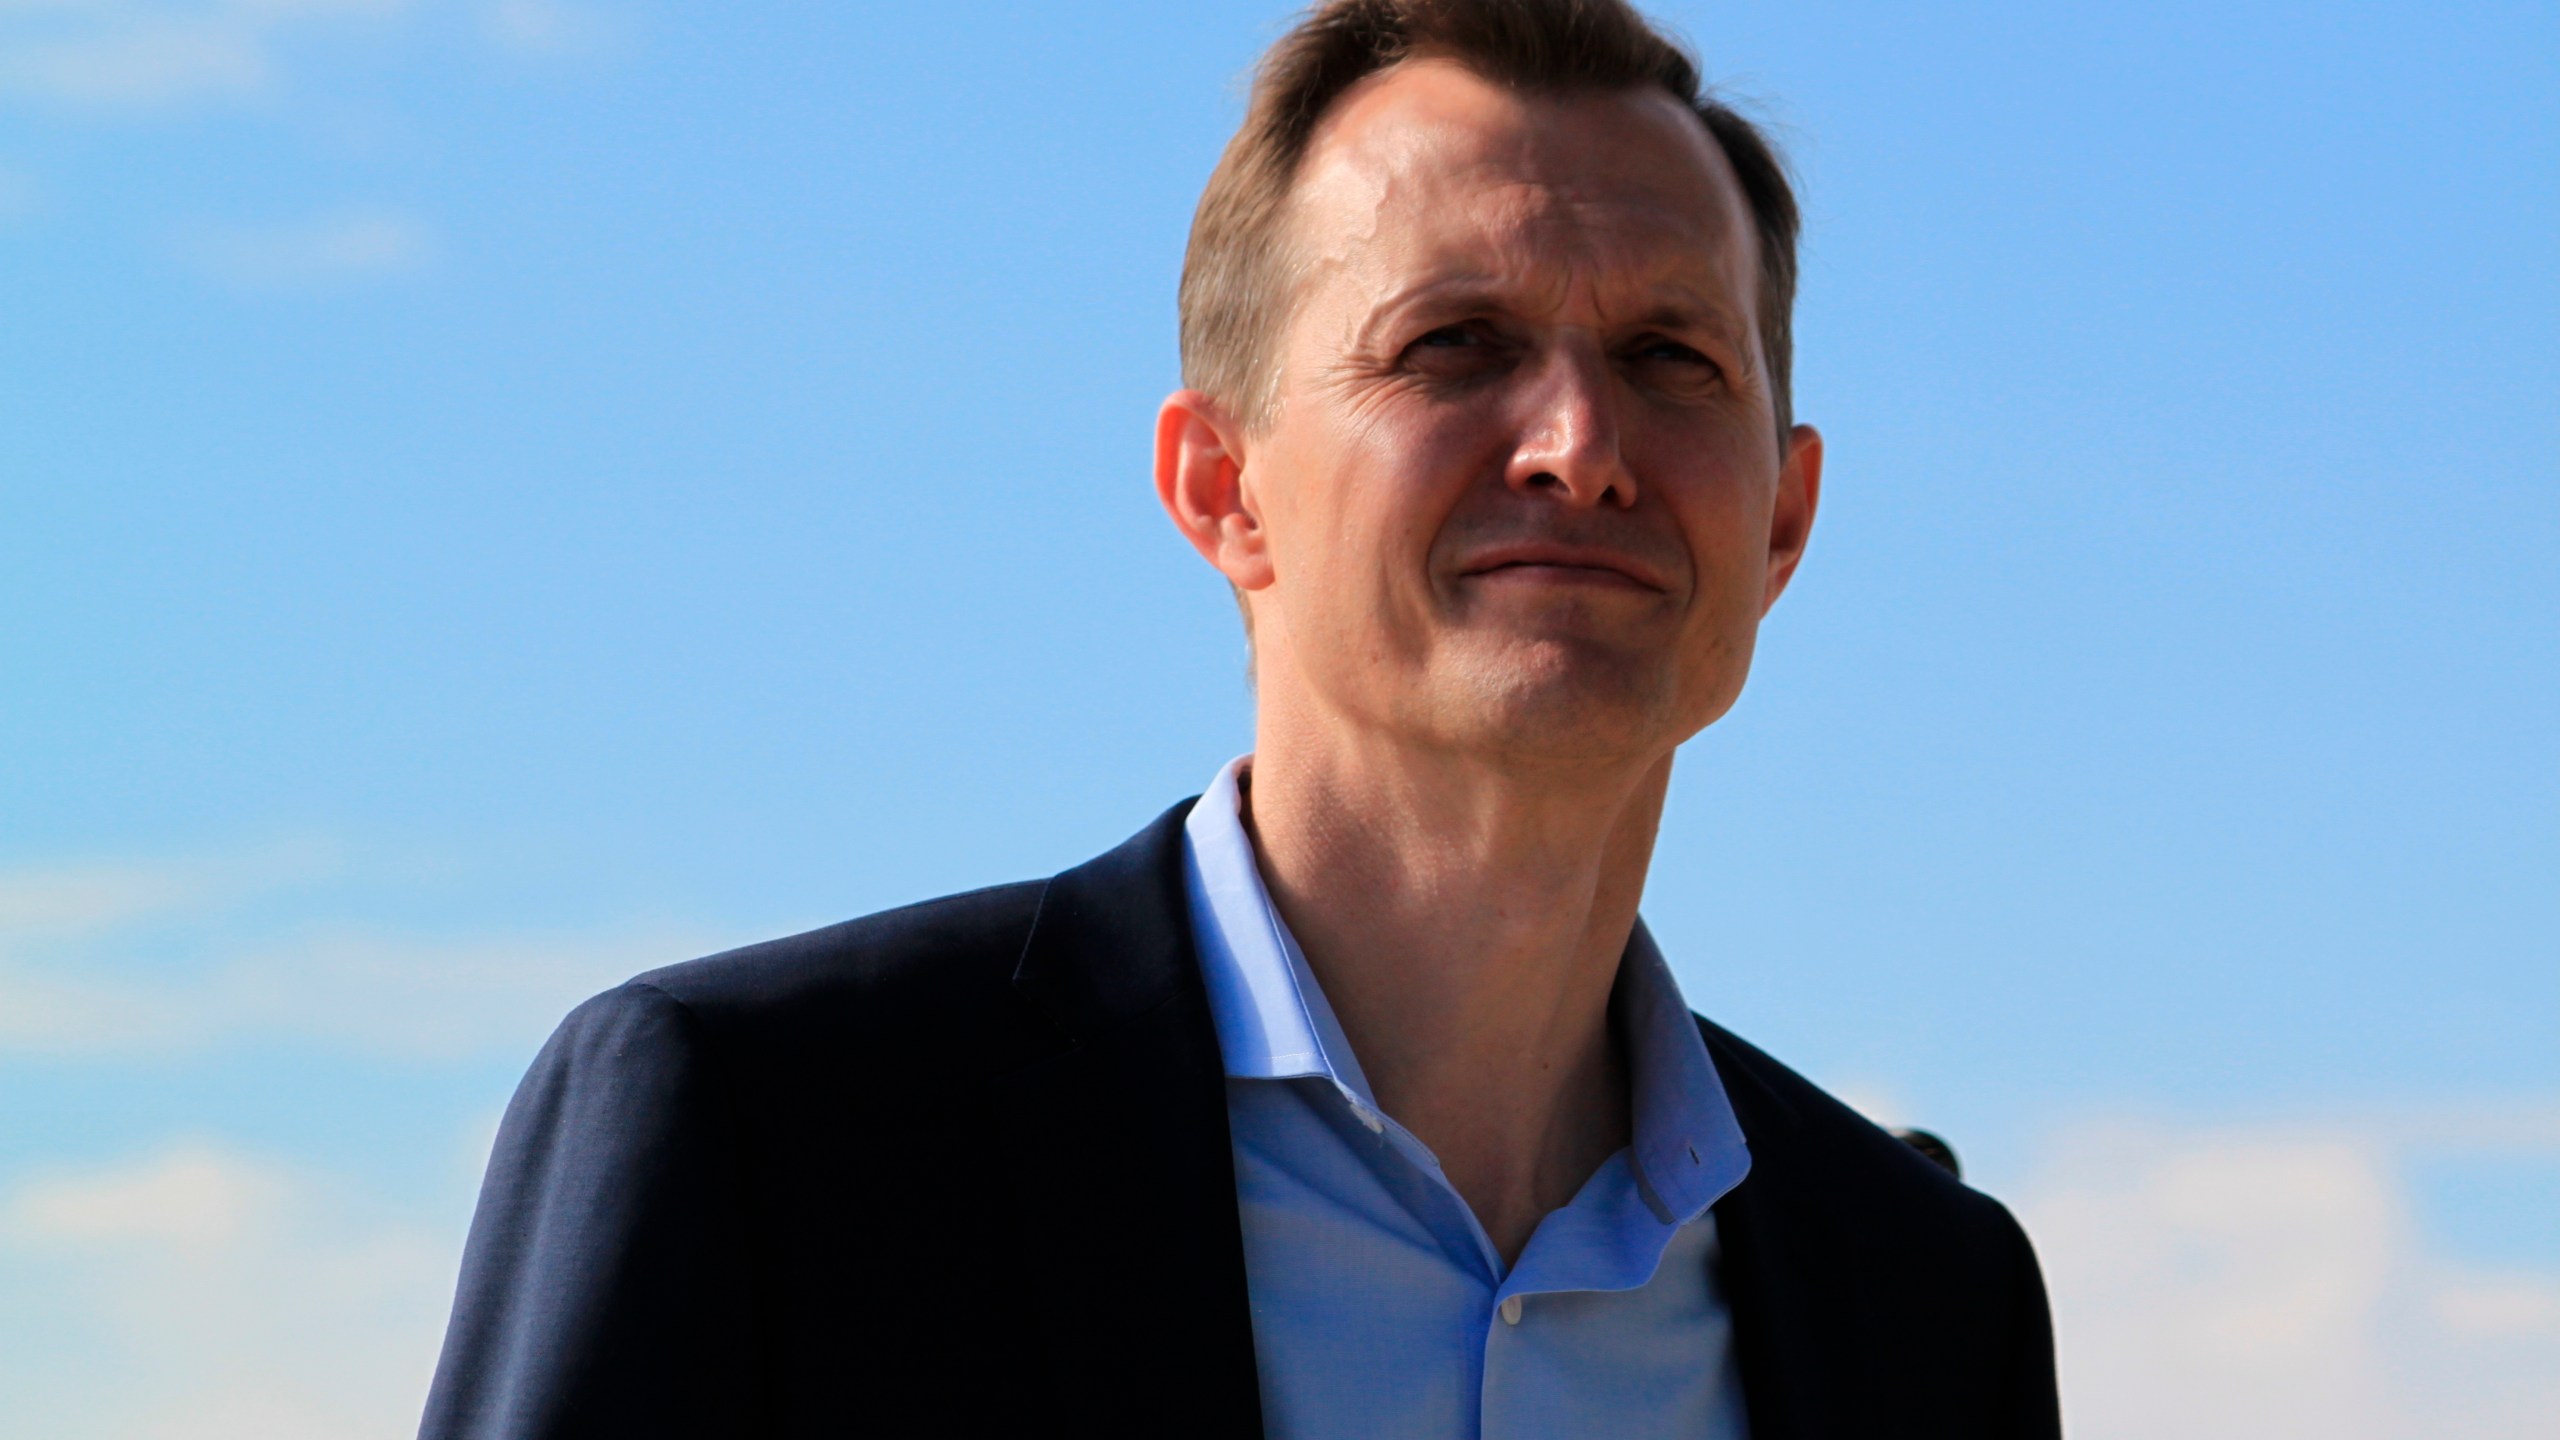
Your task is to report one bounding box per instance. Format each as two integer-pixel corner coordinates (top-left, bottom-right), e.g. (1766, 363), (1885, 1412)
(988, 810), (1848, 1439)
(991, 802), (1265, 1437)
(1705, 1021), (1836, 1440)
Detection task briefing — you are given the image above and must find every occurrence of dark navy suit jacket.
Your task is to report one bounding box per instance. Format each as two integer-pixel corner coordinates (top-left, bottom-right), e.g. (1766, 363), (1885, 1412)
(419, 801), (2061, 1438)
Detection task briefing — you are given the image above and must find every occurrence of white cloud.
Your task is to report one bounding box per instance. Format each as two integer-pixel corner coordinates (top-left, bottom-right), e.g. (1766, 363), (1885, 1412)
(1, 1140), (459, 1440)
(2, 1106), (2550, 1438)
(1, 1), (612, 268)
(2019, 1116), (2560, 1440)
(177, 204), (434, 288)
(0, 919), (715, 1057)
(2, 16), (267, 107)
(0, 844), (726, 1058)
(1829, 1080), (1913, 1132)
(0, 0), (408, 111)
(2432, 1277), (2560, 1337)
(15, 1141), (291, 1250)
(0, 839), (333, 936)
(479, 0), (604, 57)
(2369, 1100), (2560, 1153)
(0, 0), (601, 113)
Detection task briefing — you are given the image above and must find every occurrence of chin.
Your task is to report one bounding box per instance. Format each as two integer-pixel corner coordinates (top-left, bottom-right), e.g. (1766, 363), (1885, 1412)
(1433, 635), (1704, 763)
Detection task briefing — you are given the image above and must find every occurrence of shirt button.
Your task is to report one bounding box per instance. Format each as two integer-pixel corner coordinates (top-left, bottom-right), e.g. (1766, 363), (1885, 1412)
(1499, 1296), (1523, 1326)
(1356, 1108), (1384, 1134)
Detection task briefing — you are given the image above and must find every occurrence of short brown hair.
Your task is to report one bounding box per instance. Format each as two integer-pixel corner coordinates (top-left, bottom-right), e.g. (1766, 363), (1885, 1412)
(1179, 0), (1803, 438)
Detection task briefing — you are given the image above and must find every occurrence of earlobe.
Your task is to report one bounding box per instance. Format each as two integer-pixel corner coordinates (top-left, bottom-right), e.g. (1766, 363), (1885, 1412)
(1154, 389), (1274, 592)
(1761, 423), (1823, 613)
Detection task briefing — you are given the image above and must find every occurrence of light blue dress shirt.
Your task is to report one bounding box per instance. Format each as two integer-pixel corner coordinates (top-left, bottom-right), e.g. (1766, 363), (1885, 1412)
(1182, 757), (1756, 1440)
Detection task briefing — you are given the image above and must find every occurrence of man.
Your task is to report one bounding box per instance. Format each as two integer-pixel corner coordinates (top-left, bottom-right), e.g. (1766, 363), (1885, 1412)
(421, 2), (2060, 1436)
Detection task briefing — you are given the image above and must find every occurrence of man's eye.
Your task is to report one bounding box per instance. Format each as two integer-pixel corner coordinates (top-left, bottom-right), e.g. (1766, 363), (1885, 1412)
(1400, 325), (1505, 375)
(1634, 339), (1712, 366)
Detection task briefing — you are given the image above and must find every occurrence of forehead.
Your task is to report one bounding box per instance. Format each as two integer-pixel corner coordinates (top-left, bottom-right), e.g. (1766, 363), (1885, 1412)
(1286, 59), (1758, 325)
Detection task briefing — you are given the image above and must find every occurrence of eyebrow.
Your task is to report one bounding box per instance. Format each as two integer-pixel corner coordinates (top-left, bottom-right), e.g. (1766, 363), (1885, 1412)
(1629, 294), (1751, 351)
(1357, 275), (1752, 355)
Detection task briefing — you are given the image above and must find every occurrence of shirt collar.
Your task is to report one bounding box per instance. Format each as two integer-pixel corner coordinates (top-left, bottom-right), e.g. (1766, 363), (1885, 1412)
(1181, 755), (1749, 1225)
(1184, 757), (1373, 1096)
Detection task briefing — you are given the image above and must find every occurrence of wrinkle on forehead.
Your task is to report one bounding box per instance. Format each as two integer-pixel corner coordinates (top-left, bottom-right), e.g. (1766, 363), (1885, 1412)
(1282, 60), (1762, 352)
(1407, 182), (1753, 343)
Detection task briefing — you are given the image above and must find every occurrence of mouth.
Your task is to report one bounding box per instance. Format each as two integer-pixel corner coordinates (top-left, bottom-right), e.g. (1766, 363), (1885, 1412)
(1458, 544), (1669, 594)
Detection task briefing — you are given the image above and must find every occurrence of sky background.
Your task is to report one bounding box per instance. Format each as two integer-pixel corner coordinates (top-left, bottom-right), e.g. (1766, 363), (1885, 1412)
(1, 1), (2553, 1435)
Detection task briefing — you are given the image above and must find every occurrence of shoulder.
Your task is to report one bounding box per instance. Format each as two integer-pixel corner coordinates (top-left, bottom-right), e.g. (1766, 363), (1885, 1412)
(1699, 1015), (2056, 1430)
(1700, 1017), (2060, 1432)
(1699, 1014), (2033, 1262)
(640, 879), (1047, 1011)
(551, 878), (1054, 1094)
(532, 799), (1202, 1114)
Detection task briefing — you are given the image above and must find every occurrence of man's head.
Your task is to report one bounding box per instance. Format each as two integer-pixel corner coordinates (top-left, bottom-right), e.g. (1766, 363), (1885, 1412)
(1157, 0), (1821, 769)
(1180, 0), (1803, 442)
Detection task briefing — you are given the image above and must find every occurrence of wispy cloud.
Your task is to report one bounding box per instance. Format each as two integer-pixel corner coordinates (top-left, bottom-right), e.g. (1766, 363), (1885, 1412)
(0, 921), (713, 1056)
(1, 1139), (458, 1440)
(478, 0), (606, 58)
(15, 1138), (295, 1249)
(0, 839), (334, 936)
(176, 204), (435, 289)
(2020, 1115), (2560, 1439)
(0, 843), (727, 1058)
(0, 0), (409, 112)
(7, 1110), (2549, 1440)
(0, 0), (611, 273)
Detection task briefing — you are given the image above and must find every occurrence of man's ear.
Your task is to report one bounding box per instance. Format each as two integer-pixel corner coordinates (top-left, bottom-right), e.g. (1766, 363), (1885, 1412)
(1154, 389), (1275, 593)
(1760, 423), (1822, 615)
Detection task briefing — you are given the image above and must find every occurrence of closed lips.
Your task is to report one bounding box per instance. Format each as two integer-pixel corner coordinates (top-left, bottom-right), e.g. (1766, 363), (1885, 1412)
(1461, 545), (1668, 591)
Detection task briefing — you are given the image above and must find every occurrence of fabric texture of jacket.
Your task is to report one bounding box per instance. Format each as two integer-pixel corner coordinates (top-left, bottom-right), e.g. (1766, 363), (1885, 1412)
(419, 799), (2062, 1439)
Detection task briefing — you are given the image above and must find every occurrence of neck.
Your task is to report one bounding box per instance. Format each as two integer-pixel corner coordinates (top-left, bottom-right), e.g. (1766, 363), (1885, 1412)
(1241, 703), (1672, 1265)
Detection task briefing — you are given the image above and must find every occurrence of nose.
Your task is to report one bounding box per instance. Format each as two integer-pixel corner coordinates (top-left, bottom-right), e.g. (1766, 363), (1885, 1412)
(1504, 340), (1634, 510)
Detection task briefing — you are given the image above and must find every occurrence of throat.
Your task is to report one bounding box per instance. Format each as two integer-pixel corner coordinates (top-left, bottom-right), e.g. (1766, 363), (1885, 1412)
(1394, 1026), (1633, 1267)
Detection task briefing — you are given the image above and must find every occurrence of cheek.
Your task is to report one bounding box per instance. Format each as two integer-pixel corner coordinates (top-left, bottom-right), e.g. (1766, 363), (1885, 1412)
(1307, 410), (1476, 585)
(1694, 482), (1773, 563)
(1253, 437), (1428, 656)
(1650, 448), (1778, 602)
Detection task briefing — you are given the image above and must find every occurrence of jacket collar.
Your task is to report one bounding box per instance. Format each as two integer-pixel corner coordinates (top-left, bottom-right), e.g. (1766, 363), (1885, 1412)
(991, 800), (1267, 1436)
(1007, 799), (1218, 1043)
(1702, 1017), (1830, 1440)
(990, 802), (1829, 1439)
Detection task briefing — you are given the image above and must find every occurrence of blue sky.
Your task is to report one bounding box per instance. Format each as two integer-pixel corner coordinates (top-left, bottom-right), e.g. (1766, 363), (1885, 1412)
(2, 2), (2554, 1435)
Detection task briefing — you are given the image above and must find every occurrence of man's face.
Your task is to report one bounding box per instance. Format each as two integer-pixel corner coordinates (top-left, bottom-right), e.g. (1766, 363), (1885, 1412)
(1229, 60), (1818, 765)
